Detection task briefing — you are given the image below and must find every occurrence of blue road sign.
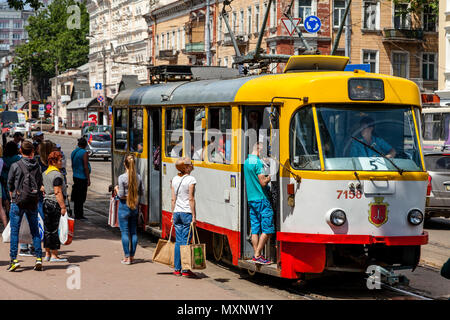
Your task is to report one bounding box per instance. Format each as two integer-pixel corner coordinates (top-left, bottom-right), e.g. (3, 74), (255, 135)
(39, 105), (45, 111)
(97, 95), (104, 103)
(95, 83), (102, 90)
(304, 15), (321, 33)
(345, 64), (371, 72)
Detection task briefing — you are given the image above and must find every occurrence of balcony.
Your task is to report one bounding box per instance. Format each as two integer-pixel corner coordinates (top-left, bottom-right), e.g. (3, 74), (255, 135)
(158, 49), (178, 61)
(383, 28), (423, 42)
(223, 33), (249, 47)
(184, 42), (205, 54)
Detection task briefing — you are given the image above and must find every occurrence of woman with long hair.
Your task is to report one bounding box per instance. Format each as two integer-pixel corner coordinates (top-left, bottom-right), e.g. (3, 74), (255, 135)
(171, 157), (197, 278)
(42, 151), (68, 262)
(114, 154), (144, 265)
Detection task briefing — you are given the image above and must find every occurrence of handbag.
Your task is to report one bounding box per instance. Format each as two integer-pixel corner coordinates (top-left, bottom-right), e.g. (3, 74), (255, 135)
(19, 214), (45, 243)
(152, 224), (175, 267)
(108, 193), (119, 227)
(180, 223), (206, 270)
(2, 221), (10, 243)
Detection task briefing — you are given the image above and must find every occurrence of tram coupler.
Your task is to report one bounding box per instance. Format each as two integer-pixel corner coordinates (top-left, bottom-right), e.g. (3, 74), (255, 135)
(366, 265), (410, 287)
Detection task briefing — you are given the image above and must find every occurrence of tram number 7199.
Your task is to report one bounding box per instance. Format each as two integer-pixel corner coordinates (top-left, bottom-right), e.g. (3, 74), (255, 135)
(337, 190), (362, 199)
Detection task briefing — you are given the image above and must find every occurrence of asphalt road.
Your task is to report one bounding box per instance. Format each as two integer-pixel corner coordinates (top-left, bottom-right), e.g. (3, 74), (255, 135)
(46, 132), (450, 300)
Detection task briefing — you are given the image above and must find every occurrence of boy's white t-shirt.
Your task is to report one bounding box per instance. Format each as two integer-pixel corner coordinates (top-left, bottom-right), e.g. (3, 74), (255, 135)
(172, 174), (197, 213)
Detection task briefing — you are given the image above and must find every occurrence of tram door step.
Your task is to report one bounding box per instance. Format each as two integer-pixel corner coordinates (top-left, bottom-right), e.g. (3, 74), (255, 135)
(238, 259), (280, 277)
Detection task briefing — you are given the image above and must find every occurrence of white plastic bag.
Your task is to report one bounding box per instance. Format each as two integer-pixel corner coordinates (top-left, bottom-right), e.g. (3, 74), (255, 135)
(2, 222), (10, 243)
(19, 215), (44, 243)
(59, 214), (74, 245)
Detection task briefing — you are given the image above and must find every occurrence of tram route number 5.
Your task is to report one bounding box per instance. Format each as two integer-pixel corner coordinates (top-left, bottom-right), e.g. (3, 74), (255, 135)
(337, 190), (362, 199)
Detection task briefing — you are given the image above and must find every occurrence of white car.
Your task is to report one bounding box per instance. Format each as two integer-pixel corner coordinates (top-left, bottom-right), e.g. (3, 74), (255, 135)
(9, 123), (28, 137)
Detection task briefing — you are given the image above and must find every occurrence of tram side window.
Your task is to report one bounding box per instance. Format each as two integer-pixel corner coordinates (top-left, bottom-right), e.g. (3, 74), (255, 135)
(114, 108), (127, 151)
(166, 108), (183, 158)
(185, 107), (206, 161)
(207, 107), (232, 164)
(129, 108), (144, 153)
(290, 107), (321, 170)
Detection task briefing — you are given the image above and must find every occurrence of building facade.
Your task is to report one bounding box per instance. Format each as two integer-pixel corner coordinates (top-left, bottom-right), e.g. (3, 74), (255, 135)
(436, 0), (450, 106)
(87, 0), (157, 99)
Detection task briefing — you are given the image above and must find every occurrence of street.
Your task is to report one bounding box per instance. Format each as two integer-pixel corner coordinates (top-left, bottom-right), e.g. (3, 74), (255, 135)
(0, 132), (447, 300)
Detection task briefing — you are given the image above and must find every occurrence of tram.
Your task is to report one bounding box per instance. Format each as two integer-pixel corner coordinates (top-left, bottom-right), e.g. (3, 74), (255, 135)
(111, 55), (428, 279)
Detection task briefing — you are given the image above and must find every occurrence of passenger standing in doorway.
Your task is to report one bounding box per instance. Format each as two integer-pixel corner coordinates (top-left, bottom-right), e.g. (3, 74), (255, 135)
(71, 138), (91, 220)
(171, 157), (197, 278)
(243, 142), (274, 265)
(114, 154), (144, 265)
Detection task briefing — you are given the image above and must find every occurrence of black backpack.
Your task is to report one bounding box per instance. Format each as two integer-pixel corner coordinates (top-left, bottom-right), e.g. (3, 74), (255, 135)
(15, 160), (39, 210)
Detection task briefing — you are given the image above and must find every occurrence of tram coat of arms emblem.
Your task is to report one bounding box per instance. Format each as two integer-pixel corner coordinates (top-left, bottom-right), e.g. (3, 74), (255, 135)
(368, 197), (389, 227)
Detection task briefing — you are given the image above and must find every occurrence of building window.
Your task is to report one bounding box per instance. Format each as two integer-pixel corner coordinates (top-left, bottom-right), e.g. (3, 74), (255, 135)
(423, 5), (436, 32)
(239, 10), (244, 34)
(13, 22), (21, 29)
(232, 12), (237, 34)
(392, 52), (408, 78)
(176, 29), (180, 50)
(155, 35), (159, 54)
(166, 32), (170, 49)
(422, 53), (436, 81)
(394, 3), (410, 29)
(270, 0), (277, 28)
(161, 34), (164, 50)
(224, 56), (229, 67)
(182, 29), (186, 49)
(298, 0), (312, 25)
(255, 5), (260, 33)
(362, 50), (378, 73)
(172, 31), (175, 49)
(218, 17), (222, 41)
(333, 0), (345, 28)
(363, 1), (377, 30)
(247, 7), (252, 34)
(12, 34), (21, 39)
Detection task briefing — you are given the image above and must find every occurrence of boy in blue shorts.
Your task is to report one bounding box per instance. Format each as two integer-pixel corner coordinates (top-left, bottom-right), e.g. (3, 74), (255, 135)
(244, 142), (274, 264)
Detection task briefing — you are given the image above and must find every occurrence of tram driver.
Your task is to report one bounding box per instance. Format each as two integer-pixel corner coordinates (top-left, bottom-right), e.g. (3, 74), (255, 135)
(349, 117), (396, 158)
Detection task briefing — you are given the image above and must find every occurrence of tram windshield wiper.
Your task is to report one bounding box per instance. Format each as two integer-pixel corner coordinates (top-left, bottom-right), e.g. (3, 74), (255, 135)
(351, 136), (404, 175)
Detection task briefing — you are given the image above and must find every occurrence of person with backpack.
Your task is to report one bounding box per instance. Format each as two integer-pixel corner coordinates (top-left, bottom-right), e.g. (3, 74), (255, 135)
(7, 140), (44, 272)
(70, 138), (91, 220)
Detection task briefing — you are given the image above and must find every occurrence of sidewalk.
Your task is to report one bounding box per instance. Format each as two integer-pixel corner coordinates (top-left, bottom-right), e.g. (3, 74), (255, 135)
(0, 209), (286, 300)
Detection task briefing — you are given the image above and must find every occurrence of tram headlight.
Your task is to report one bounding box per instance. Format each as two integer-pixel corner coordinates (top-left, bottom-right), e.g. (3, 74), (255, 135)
(328, 209), (347, 227)
(407, 209), (424, 226)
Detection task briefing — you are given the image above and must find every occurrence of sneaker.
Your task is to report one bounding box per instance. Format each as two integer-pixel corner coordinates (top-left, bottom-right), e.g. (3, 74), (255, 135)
(34, 258), (43, 271)
(252, 255), (271, 264)
(182, 270), (197, 278)
(173, 270), (182, 276)
(18, 248), (33, 257)
(7, 259), (20, 272)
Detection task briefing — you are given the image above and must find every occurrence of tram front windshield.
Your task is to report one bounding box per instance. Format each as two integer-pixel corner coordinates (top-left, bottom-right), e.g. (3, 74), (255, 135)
(315, 104), (423, 171)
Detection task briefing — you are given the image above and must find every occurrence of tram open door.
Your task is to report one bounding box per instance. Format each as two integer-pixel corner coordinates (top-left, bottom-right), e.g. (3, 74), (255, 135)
(147, 108), (162, 226)
(241, 106), (280, 272)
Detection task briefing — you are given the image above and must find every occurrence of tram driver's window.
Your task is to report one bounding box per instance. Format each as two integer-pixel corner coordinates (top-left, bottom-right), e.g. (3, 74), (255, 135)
(129, 108), (144, 153)
(165, 108), (183, 158)
(207, 107), (232, 164)
(290, 107), (321, 170)
(114, 108), (127, 151)
(185, 107), (206, 161)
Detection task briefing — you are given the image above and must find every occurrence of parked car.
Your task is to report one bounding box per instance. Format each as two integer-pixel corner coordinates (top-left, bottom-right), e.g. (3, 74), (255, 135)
(9, 122), (28, 136)
(30, 118), (54, 131)
(424, 150), (450, 219)
(86, 132), (111, 160)
(82, 125), (112, 138)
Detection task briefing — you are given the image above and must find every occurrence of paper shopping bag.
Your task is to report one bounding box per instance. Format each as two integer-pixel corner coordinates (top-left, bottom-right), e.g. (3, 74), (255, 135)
(152, 225), (175, 267)
(180, 223), (206, 270)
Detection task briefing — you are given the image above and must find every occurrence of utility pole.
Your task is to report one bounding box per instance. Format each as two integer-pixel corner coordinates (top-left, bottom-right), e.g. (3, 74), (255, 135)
(205, 0), (211, 65)
(28, 64), (32, 120)
(331, 0), (351, 56)
(54, 60), (59, 131)
(102, 46), (108, 125)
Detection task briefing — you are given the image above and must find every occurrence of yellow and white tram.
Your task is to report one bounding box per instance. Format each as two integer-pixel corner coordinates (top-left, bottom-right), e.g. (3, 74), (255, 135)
(111, 55), (428, 279)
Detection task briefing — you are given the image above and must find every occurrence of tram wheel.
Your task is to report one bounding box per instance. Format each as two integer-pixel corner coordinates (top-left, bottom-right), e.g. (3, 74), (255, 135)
(212, 233), (224, 261)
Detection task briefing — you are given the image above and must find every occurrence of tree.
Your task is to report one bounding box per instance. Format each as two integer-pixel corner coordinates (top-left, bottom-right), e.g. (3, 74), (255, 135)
(7, 0), (44, 10)
(11, 0), (89, 98)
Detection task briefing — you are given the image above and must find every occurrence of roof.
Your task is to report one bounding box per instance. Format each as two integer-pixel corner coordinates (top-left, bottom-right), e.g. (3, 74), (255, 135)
(283, 55), (350, 73)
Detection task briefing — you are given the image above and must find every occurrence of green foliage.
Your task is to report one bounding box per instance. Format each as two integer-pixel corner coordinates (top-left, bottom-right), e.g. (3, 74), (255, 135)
(11, 0), (89, 86)
(7, 0), (42, 11)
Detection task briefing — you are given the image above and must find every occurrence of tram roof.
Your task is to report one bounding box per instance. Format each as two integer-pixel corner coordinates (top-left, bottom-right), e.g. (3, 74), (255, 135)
(113, 71), (421, 107)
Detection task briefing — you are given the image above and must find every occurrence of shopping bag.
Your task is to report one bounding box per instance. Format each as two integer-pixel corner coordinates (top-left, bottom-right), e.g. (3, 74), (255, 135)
(152, 225), (175, 267)
(180, 223), (206, 270)
(19, 214), (44, 243)
(108, 194), (119, 227)
(59, 214), (75, 245)
(2, 222), (10, 243)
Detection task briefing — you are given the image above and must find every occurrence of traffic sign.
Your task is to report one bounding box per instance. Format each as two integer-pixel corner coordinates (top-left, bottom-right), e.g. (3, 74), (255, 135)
(304, 15), (321, 33)
(281, 18), (301, 36)
(97, 95), (104, 103)
(95, 83), (102, 90)
(39, 104), (45, 118)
